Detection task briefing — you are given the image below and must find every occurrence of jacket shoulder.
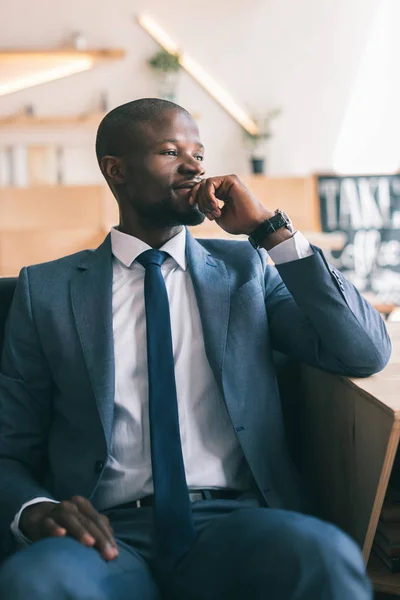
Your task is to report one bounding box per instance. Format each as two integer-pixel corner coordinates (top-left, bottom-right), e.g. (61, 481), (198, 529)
(25, 249), (94, 276)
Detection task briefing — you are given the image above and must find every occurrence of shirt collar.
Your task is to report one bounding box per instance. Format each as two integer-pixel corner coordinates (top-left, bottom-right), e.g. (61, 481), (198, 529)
(110, 226), (187, 271)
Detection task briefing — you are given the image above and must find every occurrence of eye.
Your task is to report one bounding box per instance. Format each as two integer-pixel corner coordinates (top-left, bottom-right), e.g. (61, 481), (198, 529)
(194, 155), (204, 161)
(162, 150), (178, 156)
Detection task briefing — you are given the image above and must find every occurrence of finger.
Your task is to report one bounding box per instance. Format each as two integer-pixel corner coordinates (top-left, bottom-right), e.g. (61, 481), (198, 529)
(70, 497), (118, 561)
(77, 516), (118, 561)
(42, 517), (67, 538)
(190, 179), (206, 211)
(72, 497), (116, 548)
(196, 181), (218, 218)
(203, 180), (222, 216)
(56, 511), (96, 547)
(188, 182), (201, 206)
(192, 180), (207, 215)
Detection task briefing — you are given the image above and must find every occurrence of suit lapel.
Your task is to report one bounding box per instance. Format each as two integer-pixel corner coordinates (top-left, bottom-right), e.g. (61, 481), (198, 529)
(186, 231), (230, 393)
(70, 234), (115, 447)
(70, 231), (231, 444)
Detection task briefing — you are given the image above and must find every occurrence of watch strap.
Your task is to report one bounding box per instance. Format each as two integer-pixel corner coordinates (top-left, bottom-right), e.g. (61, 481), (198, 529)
(249, 210), (293, 249)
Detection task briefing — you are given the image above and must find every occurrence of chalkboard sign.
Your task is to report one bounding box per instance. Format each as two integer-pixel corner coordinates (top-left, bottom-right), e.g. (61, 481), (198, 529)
(318, 175), (400, 304)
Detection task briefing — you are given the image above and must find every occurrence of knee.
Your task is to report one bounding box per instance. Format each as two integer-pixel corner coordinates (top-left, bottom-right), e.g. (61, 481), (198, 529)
(283, 514), (364, 572)
(0, 537), (105, 600)
(229, 508), (365, 574)
(273, 514), (371, 597)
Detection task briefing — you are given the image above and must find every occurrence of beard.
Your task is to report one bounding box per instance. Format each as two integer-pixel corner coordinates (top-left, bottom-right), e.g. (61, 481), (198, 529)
(136, 189), (206, 227)
(162, 203), (206, 227)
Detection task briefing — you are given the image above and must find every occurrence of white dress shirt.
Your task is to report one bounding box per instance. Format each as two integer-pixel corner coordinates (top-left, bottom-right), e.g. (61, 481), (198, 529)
(11, 228), (312, 543)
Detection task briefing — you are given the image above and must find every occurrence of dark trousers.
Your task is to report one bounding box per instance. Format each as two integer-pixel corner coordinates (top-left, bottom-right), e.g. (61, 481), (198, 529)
(0, 495), (373, 599)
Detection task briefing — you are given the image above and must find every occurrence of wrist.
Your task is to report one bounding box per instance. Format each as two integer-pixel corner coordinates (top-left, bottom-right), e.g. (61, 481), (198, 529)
(248, 209), (294, 249)
(260, 228), (295, 251)
(246, 208), (275, 233)
(20, 501), (55, 537)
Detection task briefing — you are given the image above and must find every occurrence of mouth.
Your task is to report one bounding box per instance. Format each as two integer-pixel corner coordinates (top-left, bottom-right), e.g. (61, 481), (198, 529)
(173, 180), (202, 190)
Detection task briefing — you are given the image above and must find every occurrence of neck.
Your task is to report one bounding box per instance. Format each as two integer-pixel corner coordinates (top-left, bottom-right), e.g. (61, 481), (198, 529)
(118, 212), (182, 249)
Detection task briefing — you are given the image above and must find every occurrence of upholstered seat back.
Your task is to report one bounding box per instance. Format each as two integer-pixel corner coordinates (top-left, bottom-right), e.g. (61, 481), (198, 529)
(0, 278), (17, 357)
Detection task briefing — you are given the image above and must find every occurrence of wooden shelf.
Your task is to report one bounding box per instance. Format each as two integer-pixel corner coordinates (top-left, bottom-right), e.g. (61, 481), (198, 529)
(0, 48), (125, 97)
(0, 48), (125, 62)
(0, 111), (106, 128)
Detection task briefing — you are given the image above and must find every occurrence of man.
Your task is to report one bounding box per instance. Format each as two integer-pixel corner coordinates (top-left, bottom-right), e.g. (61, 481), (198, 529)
(0, 98), (390, 600)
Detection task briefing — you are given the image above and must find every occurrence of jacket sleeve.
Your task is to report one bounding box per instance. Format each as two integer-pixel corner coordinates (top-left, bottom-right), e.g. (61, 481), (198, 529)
(0, 267), (56, 541)
(263, 246), (391, 377)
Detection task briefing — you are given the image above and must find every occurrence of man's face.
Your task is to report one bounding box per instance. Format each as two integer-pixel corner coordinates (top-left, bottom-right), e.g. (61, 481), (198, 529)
(120, 109), (206, 227)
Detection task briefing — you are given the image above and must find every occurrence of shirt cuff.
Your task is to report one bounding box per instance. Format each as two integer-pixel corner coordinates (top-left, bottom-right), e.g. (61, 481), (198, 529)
(11, 497), (59, 547)
(267, 231), (314, 264)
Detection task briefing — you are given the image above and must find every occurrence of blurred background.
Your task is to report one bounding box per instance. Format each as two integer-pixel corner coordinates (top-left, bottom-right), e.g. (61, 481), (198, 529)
(0, 0), (399, 317)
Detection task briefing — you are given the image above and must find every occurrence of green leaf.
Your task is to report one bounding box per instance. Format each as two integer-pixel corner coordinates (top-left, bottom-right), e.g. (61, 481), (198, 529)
(148, 49), (181, 72)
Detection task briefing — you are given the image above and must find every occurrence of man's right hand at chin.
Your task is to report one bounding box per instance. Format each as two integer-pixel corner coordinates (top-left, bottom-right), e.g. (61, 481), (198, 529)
(19, 496), (118, 561)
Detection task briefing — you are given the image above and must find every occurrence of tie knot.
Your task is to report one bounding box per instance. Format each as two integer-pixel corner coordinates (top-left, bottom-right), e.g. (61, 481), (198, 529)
(137, 249), (169, 269)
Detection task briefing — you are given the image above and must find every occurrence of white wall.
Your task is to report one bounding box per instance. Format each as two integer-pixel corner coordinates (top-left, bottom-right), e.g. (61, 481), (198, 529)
(333, 0), (400, 174)
(0, 0), (388, 184)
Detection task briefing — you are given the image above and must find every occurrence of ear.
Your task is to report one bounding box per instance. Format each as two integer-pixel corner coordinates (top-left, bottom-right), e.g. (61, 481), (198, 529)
(100, 155), (126, 184)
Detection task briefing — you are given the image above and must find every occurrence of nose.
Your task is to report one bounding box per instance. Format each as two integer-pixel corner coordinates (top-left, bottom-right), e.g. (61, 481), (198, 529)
(178, 156), (205, 177)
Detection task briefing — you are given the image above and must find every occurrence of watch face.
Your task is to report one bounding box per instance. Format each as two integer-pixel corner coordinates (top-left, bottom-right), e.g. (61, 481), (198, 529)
(277, 210), (294, 233)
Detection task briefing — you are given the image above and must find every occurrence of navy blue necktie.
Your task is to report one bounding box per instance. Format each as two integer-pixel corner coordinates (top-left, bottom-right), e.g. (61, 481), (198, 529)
(137, 249), (196, 560)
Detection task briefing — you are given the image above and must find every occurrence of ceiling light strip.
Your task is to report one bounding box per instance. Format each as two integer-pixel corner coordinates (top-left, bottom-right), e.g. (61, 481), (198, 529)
(137, 14), (259, 135)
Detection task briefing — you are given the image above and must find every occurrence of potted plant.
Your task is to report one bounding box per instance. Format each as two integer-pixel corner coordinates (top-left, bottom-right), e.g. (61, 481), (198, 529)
(245, 108), (281, 174)
(147, 49), (181, 102)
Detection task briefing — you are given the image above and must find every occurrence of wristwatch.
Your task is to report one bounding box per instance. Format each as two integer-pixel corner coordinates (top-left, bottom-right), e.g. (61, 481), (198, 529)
(248, 209), (293, 249)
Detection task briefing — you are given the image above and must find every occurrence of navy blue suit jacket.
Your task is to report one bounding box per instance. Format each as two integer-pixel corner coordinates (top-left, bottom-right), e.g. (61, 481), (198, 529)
(0, 231), (391, 551)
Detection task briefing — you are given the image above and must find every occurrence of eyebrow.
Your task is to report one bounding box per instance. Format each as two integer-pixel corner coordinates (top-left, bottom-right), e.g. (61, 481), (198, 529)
(158, 138), (204, 149)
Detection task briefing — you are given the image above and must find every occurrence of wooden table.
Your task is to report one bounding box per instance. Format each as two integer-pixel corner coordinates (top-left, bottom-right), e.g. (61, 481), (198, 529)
(362, 292), (398, 319)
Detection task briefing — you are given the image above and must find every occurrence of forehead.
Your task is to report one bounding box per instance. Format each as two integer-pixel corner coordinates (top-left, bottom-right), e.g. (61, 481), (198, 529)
(134, 110), (202, 148)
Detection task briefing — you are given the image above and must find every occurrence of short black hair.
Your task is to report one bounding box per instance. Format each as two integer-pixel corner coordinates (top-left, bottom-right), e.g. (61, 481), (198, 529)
(95, 98), (189, 164)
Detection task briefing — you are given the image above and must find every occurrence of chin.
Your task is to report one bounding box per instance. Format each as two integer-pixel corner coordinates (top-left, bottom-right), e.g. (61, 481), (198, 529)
(163, 206), (205, 227)
(178, 208), (206, 226)
(158, 195), (206, 227)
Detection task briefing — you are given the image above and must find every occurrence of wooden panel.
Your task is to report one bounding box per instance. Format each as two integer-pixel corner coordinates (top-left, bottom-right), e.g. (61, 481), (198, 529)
(0, 186), (106, 229)
(299, 365), (397, 555)
(190, 175), (322, 239)
(0, 178), (321, 233)
(296, 323), (400, 593)
(0, 178), (340, 274)
(101, 187), (119, 230)
(364, 420), (400, 562)
(240, 175), (320, 231)
(0, 229), (106, 276)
